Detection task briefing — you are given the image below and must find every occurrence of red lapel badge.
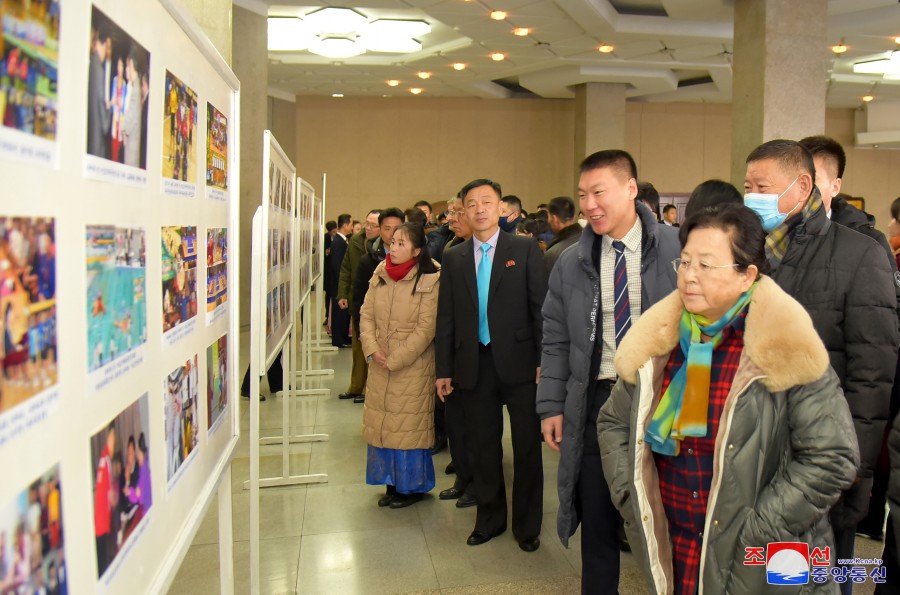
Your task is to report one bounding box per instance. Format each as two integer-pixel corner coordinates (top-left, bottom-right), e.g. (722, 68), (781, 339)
(506, 260), (515, 268)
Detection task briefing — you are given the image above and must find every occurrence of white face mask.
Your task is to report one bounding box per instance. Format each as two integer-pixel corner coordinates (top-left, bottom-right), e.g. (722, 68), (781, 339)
(744, 177), (800, 232)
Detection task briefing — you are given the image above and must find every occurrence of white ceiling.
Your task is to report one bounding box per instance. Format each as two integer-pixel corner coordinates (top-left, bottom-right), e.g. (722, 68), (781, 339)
(253, 0), (900, 107)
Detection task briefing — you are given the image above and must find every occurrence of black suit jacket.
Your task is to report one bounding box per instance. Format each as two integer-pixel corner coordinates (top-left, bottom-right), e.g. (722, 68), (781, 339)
(326, 234), (347, 296)
(436, 231), (547, 390)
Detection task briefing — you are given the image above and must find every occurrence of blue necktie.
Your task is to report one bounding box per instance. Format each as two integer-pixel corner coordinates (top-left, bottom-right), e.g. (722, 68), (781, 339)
(612, 240), (631, 346)
(477, 243), (492, 345)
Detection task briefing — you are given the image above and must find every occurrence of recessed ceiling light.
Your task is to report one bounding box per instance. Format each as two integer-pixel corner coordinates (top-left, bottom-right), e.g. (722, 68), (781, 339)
(452, 62), (467, 71)
(417, 71), (432, 79)
(862, 94), (875, 102)
(332, 93), (344, 98)
(410, 88), (423, 95)
(597, 43), (615, 53)
(491, 52), (505, 61)
(513, 28), (530, 36)
(490, 10), (507, 20)
(386, 79), (400, 86)
(895, 36), (900, 44)
(831, 43), (848, 54)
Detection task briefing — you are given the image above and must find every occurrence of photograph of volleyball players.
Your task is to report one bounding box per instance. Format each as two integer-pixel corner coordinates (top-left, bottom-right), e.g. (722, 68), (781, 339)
(161, 226), (197, 333)
(0, 216), (56, 415)
(165, 355), (199, 483)
(90, 393), (152, 579)
(86, 225), (147, 372)
(206, 102), (228, 189)
(87, 6), (150, 168)
(162, 70), (197, 183)
(0, 463), (66, 593)
(0, 0), (60, 140)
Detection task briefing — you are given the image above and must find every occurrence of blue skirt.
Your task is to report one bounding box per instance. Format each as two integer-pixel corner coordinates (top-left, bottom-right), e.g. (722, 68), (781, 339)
(366, 446), (435, 494)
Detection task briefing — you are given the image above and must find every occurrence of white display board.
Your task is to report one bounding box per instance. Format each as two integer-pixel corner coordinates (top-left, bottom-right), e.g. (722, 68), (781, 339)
(310, 185), (324, 283)
(260, 131), (294, 371)
(0, 0), (240, 592)
(295, 178), (315, 309)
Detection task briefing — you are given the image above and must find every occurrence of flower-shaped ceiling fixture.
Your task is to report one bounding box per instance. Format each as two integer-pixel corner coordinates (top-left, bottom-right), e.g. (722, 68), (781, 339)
(853, 51), (900, 80)
(268, 7), (431, 59)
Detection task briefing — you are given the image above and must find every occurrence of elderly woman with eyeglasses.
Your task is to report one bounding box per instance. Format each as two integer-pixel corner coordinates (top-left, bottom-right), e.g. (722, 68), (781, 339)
(598, 204), (859, 594)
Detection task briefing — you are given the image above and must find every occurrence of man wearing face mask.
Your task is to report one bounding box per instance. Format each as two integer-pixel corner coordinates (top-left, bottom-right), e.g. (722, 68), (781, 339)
(499, 195), (524, 233)
(744, 139), (898, 586)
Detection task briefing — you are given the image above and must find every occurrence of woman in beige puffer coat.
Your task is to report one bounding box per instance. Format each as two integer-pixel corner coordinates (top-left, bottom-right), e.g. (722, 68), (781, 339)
(360, 222), (441, 509)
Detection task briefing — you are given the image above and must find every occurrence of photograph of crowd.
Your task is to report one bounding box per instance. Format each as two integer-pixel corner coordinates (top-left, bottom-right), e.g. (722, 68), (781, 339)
(0, 463), (66, 593)
(206, 102), (227, 189)
(165, 354), (199, 482)
(86, 6), (150, 169)
(0, 216), (57, 415)
(310, 195), (322, 280)
(86, 225), (146, 372)
(161, 225), (197, 333)
(206, 334), (227, 430)
(162, 70), (197, 183)
(0, 0), (60, 140)
(91, 393), (152, 579)
(206, 228), (227, 317)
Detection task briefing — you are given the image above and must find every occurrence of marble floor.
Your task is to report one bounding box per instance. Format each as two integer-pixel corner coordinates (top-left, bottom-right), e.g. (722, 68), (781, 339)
(168, 330), (886, 594)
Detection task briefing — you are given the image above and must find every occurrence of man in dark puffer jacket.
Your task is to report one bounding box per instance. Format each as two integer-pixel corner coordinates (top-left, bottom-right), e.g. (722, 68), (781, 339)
(744, 140), (898, 586)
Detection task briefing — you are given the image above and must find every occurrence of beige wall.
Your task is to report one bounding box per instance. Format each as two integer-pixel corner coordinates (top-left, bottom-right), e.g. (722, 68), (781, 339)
(269, 97), (297, 165)
(233, 6), (267, 328)
(179, 0), (232, 65)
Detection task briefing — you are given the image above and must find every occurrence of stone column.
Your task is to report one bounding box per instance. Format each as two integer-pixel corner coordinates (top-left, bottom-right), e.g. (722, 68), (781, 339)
(233, 6), (267, 329)
(180, 0), (232, 65)
(730, 0), (828, 185)
(574, 82), (627, 162)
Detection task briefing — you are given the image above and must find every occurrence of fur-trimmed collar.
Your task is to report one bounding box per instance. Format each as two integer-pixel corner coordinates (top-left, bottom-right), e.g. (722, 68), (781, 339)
(614, 276), (829, 392)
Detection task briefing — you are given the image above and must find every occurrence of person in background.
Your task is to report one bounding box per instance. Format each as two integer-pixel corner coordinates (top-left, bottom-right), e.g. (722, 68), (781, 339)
(361, 222), (441, 508)
(405, 207), (428, 230)
(499, 195), (524, 233)
(637, 181), (660, 222)
(599, 204), (859, 594)
(744, 140), (898, 591)
(515, 219), (551, 251)
(437, 211), (448, 225)
(414, 200), (433, 224)
(323, 220), (337, 326)
(662, 204), (679, 227)
(94, 424), (116, 575)
(684, 179), (742, 220)
(337, 209), (381, 402)
(425, 200), (455, 264)
(351, 220), (362, 236)
(538, 150), (679, 594)
(328, 214), (354, 348)
(889, 197), (900, 258)
(436, 179), (546, 552)
(87, 28), (112, 159)
(543, 196), (581, 273)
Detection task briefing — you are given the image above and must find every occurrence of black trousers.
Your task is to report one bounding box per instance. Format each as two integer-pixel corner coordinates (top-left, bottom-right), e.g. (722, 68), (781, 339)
(876, 519), (899, 594)
(330, 296), (350, 346)
(578, 381), (621, 595)
(456, 347), (543, 541)
(445, 391), (473, 493)
(240, 350), (284, 395)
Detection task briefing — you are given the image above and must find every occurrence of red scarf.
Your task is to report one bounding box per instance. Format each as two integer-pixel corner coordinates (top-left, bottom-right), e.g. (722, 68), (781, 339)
(385, 255), (417, 281)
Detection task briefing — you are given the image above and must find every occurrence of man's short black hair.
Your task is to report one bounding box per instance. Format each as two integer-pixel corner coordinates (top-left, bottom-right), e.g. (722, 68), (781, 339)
(500, 195), (523, 213)
(636, 182), (659, 216)
(799, 135), (846, 179)
(337, 213), (352, 228)
(746, 139), (815, 180)
(325, 220), (337, 232)
(404, 207), (428, 228)
(579, 149), (638, 181)
(378, 207), (405, 225)
(460, 179), (502, 200)
(547, 196), (575, 221)
(413, 200), (432, 210)
(662, 204), (677, 215)
(367, 208), (382, 217)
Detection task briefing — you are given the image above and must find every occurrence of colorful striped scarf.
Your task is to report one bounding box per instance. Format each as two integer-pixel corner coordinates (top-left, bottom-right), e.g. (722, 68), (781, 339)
(765, 186), (824, 268)
(645, 282), (757, 455)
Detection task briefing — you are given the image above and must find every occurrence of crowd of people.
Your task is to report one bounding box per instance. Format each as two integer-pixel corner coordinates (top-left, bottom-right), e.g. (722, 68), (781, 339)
(320, 134), (900, 593)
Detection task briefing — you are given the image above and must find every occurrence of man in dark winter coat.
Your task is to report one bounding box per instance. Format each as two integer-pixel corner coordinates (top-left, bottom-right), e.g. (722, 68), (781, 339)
(537, 150), (679, 594)
(543, 196), (582, 273)
(744, 140), (899, 580)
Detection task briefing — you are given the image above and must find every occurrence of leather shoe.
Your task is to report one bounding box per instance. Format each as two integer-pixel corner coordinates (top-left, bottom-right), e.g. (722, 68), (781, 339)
(518, 537), (540, 552)
(445, 462), (456, 475)
(466, 525), (505, 546)
(431, 436), (448, 455)
(439, 487), (462, 500)
(338, 392), (360, 400)
(455, 493), (476, 509)
(353, 395), (365, 404)
(389, 493), (423, 509)
(377, 493), (394, 507)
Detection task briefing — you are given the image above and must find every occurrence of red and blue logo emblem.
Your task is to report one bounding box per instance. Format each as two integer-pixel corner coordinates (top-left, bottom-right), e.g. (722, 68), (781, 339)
(766, 542), (810, 585)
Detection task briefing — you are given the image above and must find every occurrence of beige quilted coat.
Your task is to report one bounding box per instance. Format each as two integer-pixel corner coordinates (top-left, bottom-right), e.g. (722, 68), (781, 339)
(359, 261), (440, 450)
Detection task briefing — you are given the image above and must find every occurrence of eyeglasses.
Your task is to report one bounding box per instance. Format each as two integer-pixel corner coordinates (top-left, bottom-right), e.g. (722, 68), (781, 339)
(672, 258), (740, 275)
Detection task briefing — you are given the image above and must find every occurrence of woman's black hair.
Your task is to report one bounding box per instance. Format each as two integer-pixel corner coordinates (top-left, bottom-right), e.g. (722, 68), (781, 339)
(891, 197), (900, 222)
(679, 204), (770, 277)
(684, 179), (742, 220)
(138, 432), (148, 453)
(392, 222), (438, 293)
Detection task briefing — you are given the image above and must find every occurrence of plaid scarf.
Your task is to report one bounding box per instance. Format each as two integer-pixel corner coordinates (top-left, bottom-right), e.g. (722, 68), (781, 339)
(765, 186), (825, 268)
(645, 282), (757, 456)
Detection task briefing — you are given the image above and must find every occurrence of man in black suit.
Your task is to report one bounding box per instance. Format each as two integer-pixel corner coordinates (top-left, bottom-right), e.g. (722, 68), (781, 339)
(328, 214), (353, 347)
(435, 179), (547, 552)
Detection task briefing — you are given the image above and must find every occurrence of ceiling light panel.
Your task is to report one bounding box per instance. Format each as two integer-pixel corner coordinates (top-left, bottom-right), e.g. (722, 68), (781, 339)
(367, 19), (431, 38)
(362, 37), (423, 53)
(268, 18), (313, 51)
(304, 7), (368, 35)
(309, 36), (366, 59)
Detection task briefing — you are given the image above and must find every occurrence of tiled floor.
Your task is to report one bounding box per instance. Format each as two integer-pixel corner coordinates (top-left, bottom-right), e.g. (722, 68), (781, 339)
(168, 330), (886, 594)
